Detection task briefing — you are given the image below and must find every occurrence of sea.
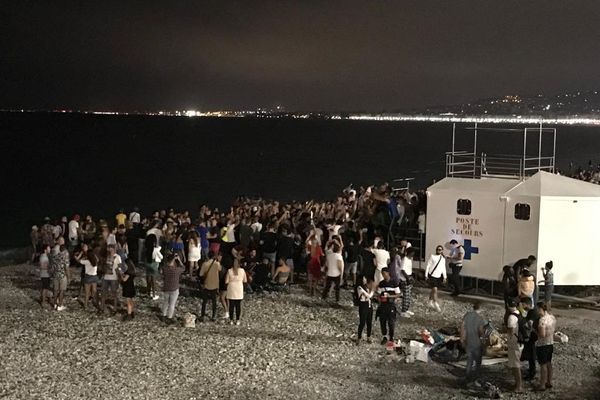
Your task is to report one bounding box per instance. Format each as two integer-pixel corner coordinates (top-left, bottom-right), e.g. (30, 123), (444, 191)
(1, 111), (599, 247)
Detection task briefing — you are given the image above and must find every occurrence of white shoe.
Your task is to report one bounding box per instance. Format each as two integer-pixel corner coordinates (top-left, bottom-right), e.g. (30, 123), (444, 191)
(427, 300), (435, 309)
(224, 312), (229, 319)
(235, 321), (241, 326)
(57, 306), (66, 311)
(152, 295), (159, 300)
(229, 320), (234, 325)
(407, 310), (415, 316)
(400, 312), (411, 318)
(434, 302), (442, 312)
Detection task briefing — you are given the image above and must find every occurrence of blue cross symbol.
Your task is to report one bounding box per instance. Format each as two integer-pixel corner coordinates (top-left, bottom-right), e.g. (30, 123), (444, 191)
(463, 239), (479, 260)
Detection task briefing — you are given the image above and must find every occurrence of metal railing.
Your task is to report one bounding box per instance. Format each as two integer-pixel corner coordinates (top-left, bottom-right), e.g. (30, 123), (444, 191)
(446, 123), (557, 180)
(447, 152), (555, 180)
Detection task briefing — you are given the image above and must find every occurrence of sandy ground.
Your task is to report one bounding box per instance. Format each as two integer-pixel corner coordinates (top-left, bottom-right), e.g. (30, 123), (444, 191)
(0, 263), (599, 400)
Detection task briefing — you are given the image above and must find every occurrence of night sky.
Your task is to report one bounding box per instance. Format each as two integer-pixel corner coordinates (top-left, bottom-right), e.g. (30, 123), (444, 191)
(2, 1), (600, 112)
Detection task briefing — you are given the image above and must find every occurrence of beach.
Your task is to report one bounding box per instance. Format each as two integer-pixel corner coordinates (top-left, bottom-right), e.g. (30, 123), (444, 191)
(1, 263), (598, 400)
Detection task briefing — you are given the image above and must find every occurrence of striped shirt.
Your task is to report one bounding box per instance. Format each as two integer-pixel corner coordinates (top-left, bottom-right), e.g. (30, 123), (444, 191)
(377, 279), (400, 304)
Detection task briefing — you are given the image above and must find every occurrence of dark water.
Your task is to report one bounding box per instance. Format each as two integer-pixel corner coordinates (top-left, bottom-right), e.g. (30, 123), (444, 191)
(1, 112), (599, 247)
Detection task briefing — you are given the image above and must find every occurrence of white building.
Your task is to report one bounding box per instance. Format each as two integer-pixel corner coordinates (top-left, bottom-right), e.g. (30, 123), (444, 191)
(425, 124), (600, 286)
(426, 170), (600, 286)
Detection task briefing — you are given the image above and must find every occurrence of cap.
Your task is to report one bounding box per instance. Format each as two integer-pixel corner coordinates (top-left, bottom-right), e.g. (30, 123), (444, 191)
(449, 239), (458, 244)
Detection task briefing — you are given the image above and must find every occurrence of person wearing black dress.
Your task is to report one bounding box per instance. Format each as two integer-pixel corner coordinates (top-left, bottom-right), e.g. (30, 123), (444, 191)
(120, 262), (136, 321)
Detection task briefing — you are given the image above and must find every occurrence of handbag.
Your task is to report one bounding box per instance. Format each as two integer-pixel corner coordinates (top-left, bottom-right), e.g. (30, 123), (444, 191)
(427, 256), (443, 279)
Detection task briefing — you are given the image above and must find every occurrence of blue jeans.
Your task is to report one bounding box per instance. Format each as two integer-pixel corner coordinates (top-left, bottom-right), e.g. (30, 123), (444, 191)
(162, 289), (179, 319)
(465, 346), (483, 381)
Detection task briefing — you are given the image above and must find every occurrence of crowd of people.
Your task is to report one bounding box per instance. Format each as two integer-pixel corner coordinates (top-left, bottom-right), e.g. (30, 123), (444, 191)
(27, 182), (557, 393)
(563, 159), (600, 184)
(28, 184), (426, 320)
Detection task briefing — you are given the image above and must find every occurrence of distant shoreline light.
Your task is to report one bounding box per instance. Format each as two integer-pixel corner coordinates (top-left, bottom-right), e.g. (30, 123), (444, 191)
(3, 109), (600, 125)
(345, 114), (600, 125)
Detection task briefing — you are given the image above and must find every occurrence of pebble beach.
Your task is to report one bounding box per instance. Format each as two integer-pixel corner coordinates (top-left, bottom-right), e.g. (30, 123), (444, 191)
(0, 263), (598, 400)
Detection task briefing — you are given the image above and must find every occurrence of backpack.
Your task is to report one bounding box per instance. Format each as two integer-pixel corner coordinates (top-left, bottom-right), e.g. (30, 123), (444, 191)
(511, 312), (532, 344)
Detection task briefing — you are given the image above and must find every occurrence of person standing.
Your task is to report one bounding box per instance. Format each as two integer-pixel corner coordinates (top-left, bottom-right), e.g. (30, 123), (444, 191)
(119, 260), (137, 321)
(100, 245), (121, 314)
(540, 261), (554, 311)
(399, 248), (415, 317)
(460, 302), (485, 383)
(359, 241), (377, 289)
(225, 260), (247, 325)
(50, 241), (70, 311)
(518, 269), (535, 308)
(371, 241), (390, 286)
(259, 223), (278, 268)
(448, 239), (464, 296)
(68, 215), (81, 250)
(513, 255), (536, 283)
(322, 239), (344, 303)
(146, 235), (162, 300)
(388, 247), (402, 283)
(343, 237), (360, 287)
(187, 232), (201, 275)
(355, 275), (374, 344)
(507, 299), (525, 393)
(536, 302), (556, 391)
(199, 252), (222, 322)
(424, 245), (447, 312)
(160, 253), (185, 324)
(306, 233), (323, 297)
(376, 268), (400, 345)
(502, 265), (518, 326)
(129, 207), (141, 227)
(115, 209), (127, 227)
(39, 244), (52, 306)
(196, 219), (210, 261)
(518, 297), (539, 382)
(78, 249), (99, 310)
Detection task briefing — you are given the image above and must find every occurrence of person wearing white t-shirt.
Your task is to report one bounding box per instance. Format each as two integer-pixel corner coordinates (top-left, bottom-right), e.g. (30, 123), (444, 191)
(101, 245), (122, 313)
(399, 248), (415, 317)
(77, 250), (99, 310)
(371, 242), (390, 286)
(424, 245), (447, 312)
(129, 208), (141, 224)
(322, 239), (344, 302)
(68, 216), (80, 247)
(327, 222), (342, 237)
(448, 239), (465, 297)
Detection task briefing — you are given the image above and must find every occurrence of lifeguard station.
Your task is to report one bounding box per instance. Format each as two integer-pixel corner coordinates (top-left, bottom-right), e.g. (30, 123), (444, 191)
(425, 123), (600, 289)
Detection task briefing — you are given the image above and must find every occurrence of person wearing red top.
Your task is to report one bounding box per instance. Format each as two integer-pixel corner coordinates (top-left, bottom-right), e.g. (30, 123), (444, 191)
(306, 233), (323, 296)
